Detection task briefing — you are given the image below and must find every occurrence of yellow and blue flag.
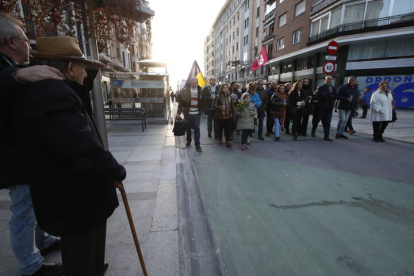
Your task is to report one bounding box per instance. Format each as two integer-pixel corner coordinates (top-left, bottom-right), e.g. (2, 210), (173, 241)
(184, 61), (206, 88)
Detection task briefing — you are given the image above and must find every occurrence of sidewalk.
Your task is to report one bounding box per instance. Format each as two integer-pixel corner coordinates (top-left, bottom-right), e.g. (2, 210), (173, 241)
(0, 117), (180, 276)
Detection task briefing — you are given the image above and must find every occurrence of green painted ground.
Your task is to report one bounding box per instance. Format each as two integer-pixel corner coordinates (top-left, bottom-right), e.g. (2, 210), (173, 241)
(193, 143), (414, 276)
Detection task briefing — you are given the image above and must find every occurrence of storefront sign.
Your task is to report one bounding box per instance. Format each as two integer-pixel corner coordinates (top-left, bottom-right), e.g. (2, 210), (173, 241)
(356, 75), (414, 108)
(113, 80), (164, 89)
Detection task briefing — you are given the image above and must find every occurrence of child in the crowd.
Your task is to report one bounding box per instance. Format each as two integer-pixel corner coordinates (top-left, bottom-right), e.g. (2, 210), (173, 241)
(235, 93), (257, 150)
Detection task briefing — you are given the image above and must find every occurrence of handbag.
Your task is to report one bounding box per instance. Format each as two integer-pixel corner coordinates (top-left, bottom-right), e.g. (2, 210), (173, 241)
(392, 109), (397, 122)
(172, 118), (187, 136)
(270, 110), (282, 118)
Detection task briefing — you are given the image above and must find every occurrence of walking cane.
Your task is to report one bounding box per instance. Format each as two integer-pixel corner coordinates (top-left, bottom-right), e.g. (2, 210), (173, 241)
(115, 181), (148, 276)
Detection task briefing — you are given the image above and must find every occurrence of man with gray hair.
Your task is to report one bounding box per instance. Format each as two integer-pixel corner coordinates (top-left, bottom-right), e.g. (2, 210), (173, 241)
(265, 81), (278, 136)
(0, 13), (65, 276)
(335, 76), (359, 139)
(202, 75), (220, 138)
(177, 77), (204, 152)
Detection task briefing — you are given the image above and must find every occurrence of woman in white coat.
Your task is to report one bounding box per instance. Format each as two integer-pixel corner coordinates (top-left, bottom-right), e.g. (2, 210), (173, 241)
(370, 81), (393, 142)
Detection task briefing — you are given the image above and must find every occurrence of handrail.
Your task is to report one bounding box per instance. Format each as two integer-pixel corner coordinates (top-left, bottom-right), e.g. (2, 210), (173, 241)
(263, 8), (275, 23)
(308, 12), (414, 44)
(261, 33), (275, 43)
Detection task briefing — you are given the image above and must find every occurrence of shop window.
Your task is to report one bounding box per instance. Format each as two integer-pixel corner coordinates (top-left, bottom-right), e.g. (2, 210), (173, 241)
(385, 39), (414, 58)
(348, 42), (386, 61)
(343, 3), (365, 24)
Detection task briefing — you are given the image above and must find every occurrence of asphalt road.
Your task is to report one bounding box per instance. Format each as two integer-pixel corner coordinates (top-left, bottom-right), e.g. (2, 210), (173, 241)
(191, 120), (414, 276)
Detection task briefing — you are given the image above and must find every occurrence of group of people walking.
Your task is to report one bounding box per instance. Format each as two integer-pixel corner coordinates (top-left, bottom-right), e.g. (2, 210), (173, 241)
(176, 74), (395, 151)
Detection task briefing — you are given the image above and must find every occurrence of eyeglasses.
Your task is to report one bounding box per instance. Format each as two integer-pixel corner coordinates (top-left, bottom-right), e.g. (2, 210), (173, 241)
(13, 36), (30, 45)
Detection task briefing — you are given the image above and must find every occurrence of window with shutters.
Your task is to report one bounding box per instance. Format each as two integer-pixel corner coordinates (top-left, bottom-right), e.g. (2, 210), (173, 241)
(295, 1), (306, 17)
(279, 13), (287, 27)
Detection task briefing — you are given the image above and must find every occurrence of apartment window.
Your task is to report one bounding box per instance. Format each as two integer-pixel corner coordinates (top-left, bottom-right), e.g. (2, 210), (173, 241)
(295, 1), (306, 17)
(280, 0), (285, 3)
(292, 28), (303, 44)
(256, 27), (259, 38)
(257, 7), (260, 17)
(122, 52), (126, 67)
(277, 37), (285, 50)
(237, 12), (239, 21)
(237, 28), (239, 35)
(393, 0), (414, 15)
(343, 3), (365, 24)
(244, 35), (249, 45)
(236, 42), (238, 50)
(279, 13), (287, 27)
(311, 15), (329, 37)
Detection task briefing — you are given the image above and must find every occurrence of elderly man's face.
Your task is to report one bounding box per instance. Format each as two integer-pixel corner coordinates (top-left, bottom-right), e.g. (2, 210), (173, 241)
(348, 77), (355, 87)
(68, 62), (87, 85)
(209, 77), (216, 86)
(325, 76), (332, 85)
(12, 26), (30, 64)
(191, 78), (198, 87)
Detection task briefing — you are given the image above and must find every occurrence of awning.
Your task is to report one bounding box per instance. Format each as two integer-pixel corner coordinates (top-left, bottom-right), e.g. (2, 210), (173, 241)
(263, 19), (275, 30)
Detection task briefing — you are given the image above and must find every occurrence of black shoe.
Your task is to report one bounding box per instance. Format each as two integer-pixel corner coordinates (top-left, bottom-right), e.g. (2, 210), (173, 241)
(292, 135), (298, 140)
(258, 135), (264, 140)
(104, 262), (109, 272)
(379, 138), (386, 142)
(339, 134), (348, 139)
(372, 138), (379, 143)
(285, 131), (291, 135)
(324, 136), (333, 142)
(335, 134), (340, 139)
(23, 263), (65, 276)
(40, 238), (61, 256)
(196, 147), (202, 152)
(186, 141), (191, 147)
(302, 133), (307, 137)
(311, 132), (316, 138)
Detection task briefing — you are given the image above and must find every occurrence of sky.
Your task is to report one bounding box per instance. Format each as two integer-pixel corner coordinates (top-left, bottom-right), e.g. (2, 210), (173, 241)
(149, 0), (226, 91)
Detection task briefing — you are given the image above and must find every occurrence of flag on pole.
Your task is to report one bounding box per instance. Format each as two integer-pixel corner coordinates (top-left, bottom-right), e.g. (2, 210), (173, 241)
(184, 61), (206, 88)
(251, 46), (269, 71)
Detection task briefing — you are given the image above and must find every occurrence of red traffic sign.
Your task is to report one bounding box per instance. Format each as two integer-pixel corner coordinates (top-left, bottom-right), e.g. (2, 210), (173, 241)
(322, 61), (335, 74)
(327, 40), (339, 55)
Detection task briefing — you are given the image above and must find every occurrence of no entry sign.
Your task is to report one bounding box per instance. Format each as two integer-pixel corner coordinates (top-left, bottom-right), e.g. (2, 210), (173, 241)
(327, 41), (339, 55)
(322, 61), (335, 74)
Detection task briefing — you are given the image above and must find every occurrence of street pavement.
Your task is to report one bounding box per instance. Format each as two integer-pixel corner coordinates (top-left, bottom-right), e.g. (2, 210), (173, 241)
(0, 106), (413, 276)
(189, 109), (414, 276)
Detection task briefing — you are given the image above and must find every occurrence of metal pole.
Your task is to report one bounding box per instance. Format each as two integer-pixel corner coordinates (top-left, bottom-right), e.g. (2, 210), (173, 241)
(88, 37), (109, 150)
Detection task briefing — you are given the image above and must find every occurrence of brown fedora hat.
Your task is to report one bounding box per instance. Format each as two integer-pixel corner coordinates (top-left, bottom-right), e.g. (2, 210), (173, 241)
(31, 36), (105, 70)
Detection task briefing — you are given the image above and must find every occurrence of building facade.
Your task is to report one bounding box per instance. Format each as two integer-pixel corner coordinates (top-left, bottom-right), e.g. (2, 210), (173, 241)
(205, 0), (267, 84)
(264, 0), (414, 108)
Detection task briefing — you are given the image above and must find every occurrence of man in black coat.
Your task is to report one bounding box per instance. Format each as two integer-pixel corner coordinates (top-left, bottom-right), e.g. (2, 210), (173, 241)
(0, 13), (66, 276)
(12, 36), (126, 276)
(335, 76), (359, 139)
(201, 76), (219, 138)
(311, 75), (338, 141)
(299, 79), (314, 136)
(265, 81), (277, 136)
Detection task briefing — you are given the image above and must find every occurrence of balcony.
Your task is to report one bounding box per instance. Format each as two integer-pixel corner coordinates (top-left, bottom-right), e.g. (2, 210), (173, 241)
(311, 0), (339, 15)
(263, 9), (275, 23)
(308, 12), (414, 45)
(262, 33), (275, 45)
(264, 0), (276, 5)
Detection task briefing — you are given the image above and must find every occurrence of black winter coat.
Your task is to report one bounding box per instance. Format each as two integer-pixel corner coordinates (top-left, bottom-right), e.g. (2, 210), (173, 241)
(288, 89), (307, 114)
(0, 53), (26, 188)
(315, 84), (337, 110)
(13, 79), (126, 236)
(302, 85), (314, 115)
(270, 92), (284, 111)
(337, 84), (359, 111)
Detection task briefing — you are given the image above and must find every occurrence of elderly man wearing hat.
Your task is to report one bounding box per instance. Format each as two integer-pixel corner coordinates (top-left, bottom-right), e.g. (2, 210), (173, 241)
(12, 36), (127, 276)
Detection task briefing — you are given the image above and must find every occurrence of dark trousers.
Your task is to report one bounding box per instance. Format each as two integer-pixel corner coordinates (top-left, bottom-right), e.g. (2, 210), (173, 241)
(373, 121), (389, 139)
(266, 109), (274, 133)
(362, 105), (368, 118)
(291, 108), (304, 136)
(206, 110), (217, 137)
(345, 114), (354, 131)
(231, 118), (237, 136)
(61, 222), (107, 276)
(241, 130), (251, 144)
(300, 114), (310, 135)
(284, 109), (291, 132)
(257, 111), (266, 136)
(185, 114), (201, 147)
(312, 109), (333, 137)
(217, 119), (232, 141)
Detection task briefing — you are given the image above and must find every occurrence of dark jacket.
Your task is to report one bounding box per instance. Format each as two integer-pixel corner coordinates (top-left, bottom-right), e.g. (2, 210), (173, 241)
(315, 84), (338, 110)
(0, 53), (26, 189)
(270, 92), (284, 111)
(13, 79), (126, 236)
(288, 89), (307, 114)
(177, 86), (203, 117)
(256, 88), (268, 113)
(266, 88), (276, 110)
(201, 85), (220, 112)
(337, 84), (359, 111)
(302, 85), (314, 115)
(214, 93), (235, 120)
